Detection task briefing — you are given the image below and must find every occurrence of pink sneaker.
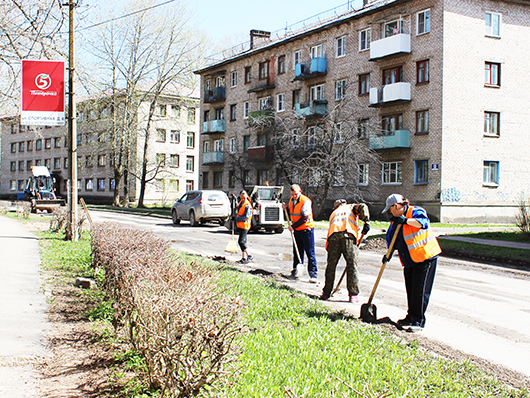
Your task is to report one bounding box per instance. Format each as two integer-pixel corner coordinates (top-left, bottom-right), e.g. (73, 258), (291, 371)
(348, 295), (358, 303)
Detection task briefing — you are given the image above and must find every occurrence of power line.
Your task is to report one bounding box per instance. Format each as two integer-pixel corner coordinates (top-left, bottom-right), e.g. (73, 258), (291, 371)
(76, 0), (177, 32)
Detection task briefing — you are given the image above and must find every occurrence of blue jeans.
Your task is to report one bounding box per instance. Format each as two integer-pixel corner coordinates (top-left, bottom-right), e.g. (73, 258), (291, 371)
(293, 228), (317, 278)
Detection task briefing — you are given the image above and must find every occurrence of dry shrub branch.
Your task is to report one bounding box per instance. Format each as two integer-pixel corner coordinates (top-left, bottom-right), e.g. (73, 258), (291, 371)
(90, 222), (245, 397)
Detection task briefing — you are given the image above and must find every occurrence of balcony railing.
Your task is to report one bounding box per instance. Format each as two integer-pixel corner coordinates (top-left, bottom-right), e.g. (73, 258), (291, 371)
(248, 109), (275, 127)
(369, 82), (411, 106)
(369, 130), (410, 150)
(203, 119), (225, 134)
(247, 77), (275, 93)
(294, 100), (327, 117)
(203, 151), (224, 164)
(203, 86), (226, 103)
(294, 57), (327, 80)
(247, 145), (274, 161)
(369, 33), (411, 61)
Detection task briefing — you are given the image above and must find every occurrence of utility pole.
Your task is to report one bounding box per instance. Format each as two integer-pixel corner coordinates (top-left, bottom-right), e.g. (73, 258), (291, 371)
(65, 0), (78, 241)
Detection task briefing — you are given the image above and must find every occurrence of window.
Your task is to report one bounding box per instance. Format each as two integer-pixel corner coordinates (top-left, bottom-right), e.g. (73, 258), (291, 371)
(18, 161), (24, 171)
(10, 180), (16, 191)
(110, 179), (115, 190)
(170, 130), (180, 143)
(45, 138), (52, 149)
(334, 123), (344, 143)
(53, 137), (61, 148)
(307, 126), (317, 147)
(486, 12), (501, 37)
(359, 73), (370, 95)
(293, 50), (302, 70)
(336, 36), (346, 57)
(11, 143), (16, 153)
(291, 128), (300, 146)
(277, 93), (285, 112)
(415, 160), (429, 184)
(484, 161), (499, 185)
(215, 75), (225, 87)
(97, 179), (106, 191)
(53, 158), (61, 169)
(243, 135), (250, 152)
(384, 19), (404, 38)
(155, 179), (164, 192)
(358, 118), (369, 139)
(381, 161), (402, 184)
(416, 110), (429, 134)
(383, 66), (403, 85)
(335, 80), (346, 100)
(187, 131), (195, 148)
(310, 44), (324, 59)
(358, 163), (369, 186)
(186, 156), (194, 172)
(231, 71), (237, 87)
(204, 139), (211, 153)
(417, 60), (430, 84)
(156, 129), (166, 142)
(186, 180), (194, 191)
(156, 153), (166, 166)
(18, 180), (25, 191)
(229, 138), (236, 154)
(417, 9), (430, 35)
(187, 108), (196, 123)
(213, 172), (223, 188)
(278, 55), (286, 74)
(203, 172), (209, 189)
(230, 104), (237, 121)
(244, 101), (250, 118)
(258, 96), (271, 110)
(89, 110), (97, 120)
(484, 112), (500, 136)
(485, 62), (500, 86)
(229, 170), (236, 188)
(85, 179), (94, 190)
(78, 111), (84, 122)
(77, 134), (82, 145)
(10, 162), (16, 172)
(171, 105), (180, 118)
(214, 107), (224, 120)
(85, 155), (93, 168)
(292, 90), (301, 107)
(168, 179), (178, 192)
(245, 66), (252, 83)
(98, 154), (107, 167)
(333, 166), (344, 186)
(27, 160), (33, 170)
(27, 140), (33, 151)
(35, 159), (42, 166)
(63, 158), (68, 169)
(101, 107), (109, 118)
(257, 133), (267, 146)
(36, 139), (42, 150)
(169, 154), (179, 167)
(257, 170), (269, 186)
(310, 84), (325, 101)
(11, 123), (19, 134)
(18, 141), (25, 152)
(44, 159), (51, 168)
(214, 139), (224, 152)
(359, 28), (371, 51)
(382, 114), (403, 133)
(158, 104), (167, 117)
(259, 61), (270, 80)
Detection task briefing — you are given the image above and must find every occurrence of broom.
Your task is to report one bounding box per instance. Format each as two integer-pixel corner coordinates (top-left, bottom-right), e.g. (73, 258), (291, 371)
(225, 198), (239, 253)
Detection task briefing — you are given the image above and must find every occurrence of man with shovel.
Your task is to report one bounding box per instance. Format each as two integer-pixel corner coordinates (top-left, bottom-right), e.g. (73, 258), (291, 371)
(283, 184), (318, 283)
(382, 194), (441, 332)
(320, 200), (370, 303)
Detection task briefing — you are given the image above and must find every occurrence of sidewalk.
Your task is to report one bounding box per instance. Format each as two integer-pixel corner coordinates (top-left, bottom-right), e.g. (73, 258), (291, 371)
(0, 216), (48, 398)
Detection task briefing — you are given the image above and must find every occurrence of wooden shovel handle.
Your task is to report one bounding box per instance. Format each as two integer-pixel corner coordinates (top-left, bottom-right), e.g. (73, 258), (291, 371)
(284, 207), (303, 265)
(366, 224), (402, 305)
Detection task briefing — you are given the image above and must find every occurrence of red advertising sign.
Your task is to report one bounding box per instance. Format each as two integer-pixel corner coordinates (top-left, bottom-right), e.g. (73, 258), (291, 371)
(21, 59), (65, 126)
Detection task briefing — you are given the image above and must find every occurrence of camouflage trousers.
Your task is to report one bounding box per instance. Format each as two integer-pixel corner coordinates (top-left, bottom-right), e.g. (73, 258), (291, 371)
(323, 235), (359, 296)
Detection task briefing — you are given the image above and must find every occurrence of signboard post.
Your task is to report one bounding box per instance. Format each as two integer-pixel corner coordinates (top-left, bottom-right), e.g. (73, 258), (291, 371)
(21, 59), (65, 126)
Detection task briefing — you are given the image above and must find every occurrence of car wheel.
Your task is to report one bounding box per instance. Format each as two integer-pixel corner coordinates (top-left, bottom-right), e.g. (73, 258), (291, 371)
(275, 226), (284, 234)
(172, 210), (181, 225)
(189, 211), (199, 227)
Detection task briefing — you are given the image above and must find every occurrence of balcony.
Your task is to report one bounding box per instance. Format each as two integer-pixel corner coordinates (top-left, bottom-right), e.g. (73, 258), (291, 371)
(203, 151), (224, 164)
(369, 33), (411, 61)
(247, 77), (275, 93)
(203, 86), (225, 103)
(369, 130), (410, 151)
(369, 83), (411, 107)
(247, 145), (274, 161)
(248, 109), (275, 127)
(294, 100), (327, 118)
(294, 57), (327, 80)
(202, 119), (225, 134)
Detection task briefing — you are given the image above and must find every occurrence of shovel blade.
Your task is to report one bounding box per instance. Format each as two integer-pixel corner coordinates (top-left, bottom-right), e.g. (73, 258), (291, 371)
(360, 303), (377, 323)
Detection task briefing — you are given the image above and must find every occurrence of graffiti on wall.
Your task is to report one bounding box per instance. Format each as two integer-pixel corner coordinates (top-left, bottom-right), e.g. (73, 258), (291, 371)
(441, 188), (461, 202)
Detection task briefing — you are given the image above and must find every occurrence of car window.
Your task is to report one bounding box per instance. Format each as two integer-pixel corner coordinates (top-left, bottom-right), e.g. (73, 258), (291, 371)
(179, 194), (188, 202)
(207, 192), (226, 201)
(187, 192), (200, 201)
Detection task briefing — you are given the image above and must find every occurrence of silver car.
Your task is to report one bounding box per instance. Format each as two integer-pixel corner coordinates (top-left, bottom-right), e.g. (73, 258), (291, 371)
(171, 190), (230, 226)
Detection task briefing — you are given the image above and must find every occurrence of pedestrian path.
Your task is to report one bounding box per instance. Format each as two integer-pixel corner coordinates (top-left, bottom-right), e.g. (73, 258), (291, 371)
(436, 235), (530, 250)
(0, 216), (48, 398)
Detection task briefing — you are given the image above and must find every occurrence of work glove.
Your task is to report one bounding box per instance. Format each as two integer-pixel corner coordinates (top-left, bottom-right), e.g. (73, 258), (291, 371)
(394, 215), (407, 225)
(382, 253), (393, 263)
(361, 222), (370, 235)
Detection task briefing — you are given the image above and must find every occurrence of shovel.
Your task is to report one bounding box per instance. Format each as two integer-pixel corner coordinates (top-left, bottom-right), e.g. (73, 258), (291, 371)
(284, 207), (303, 272)
(360, 224), (402, 323)
(225, 198), (238, 254)
(331, 231), (366, 297)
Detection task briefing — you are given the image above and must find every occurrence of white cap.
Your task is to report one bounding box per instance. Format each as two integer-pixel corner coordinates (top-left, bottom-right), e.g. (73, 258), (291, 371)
(382, 194), (404, 213)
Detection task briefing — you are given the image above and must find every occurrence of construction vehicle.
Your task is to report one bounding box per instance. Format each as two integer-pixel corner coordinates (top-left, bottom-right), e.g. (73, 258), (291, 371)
(24, 166), (65, 213)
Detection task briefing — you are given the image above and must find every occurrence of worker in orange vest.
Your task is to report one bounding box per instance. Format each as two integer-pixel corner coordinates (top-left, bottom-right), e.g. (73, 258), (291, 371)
(282, 184), (318, 283)
(236, 190), (253, 264)
(320, 199), (370, 303)
(382, 194), (441, 333)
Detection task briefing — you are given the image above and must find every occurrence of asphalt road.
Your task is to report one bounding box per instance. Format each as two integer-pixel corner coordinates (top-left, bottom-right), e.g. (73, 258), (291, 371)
(90, 209), (530, 383)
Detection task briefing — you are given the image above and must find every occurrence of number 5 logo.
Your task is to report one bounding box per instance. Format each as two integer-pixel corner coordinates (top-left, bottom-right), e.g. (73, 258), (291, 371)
(35, 74), (52, 90)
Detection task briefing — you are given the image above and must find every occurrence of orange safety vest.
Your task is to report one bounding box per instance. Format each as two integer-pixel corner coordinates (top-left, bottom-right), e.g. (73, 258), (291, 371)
(325, 205), (360, 251)
(236, 198), (253, 230)
(288, 195), (315, 231)
(401, 206), (441, 263)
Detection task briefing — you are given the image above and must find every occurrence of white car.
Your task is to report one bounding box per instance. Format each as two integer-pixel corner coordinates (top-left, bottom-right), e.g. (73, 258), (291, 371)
(171, 190), (230, 226)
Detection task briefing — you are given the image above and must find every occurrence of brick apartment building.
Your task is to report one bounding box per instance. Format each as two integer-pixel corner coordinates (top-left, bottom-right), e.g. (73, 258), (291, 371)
(0, 88), (200, 206)
(195, 0), (530, 222)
